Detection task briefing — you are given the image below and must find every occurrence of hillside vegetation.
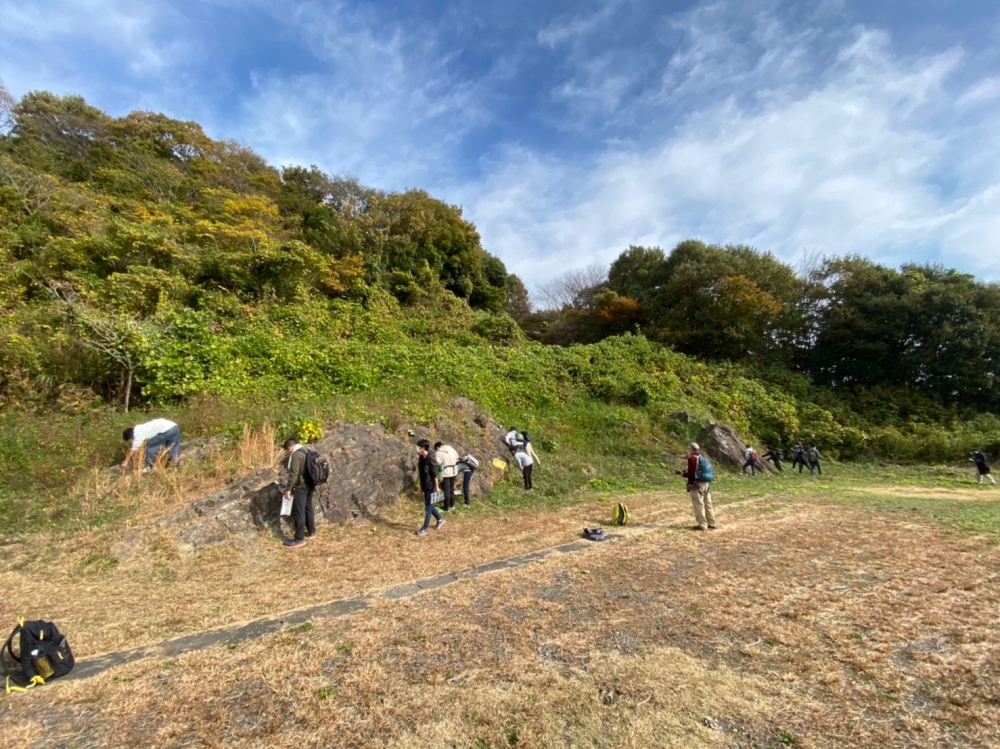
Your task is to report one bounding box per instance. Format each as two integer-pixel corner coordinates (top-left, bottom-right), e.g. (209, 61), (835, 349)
(1, 86), (999, 535)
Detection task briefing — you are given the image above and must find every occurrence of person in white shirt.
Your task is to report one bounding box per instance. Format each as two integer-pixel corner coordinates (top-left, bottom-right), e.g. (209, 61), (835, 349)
(513, 445), (534, 491)
(122, 418), (181, 469)
(434, 441), (460, 511)
(504, 427), (523, 450)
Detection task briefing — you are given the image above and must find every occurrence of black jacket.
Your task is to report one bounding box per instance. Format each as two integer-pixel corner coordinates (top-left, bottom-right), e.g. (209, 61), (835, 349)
(418, 451), (441, 493)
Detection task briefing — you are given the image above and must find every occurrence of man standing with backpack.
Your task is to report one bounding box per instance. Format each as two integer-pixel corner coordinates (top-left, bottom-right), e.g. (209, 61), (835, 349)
(742, 446), (759, 476)
(679, 442), (716, 531)
(808, 445), (822, 476)
(280, 439), (317, 548)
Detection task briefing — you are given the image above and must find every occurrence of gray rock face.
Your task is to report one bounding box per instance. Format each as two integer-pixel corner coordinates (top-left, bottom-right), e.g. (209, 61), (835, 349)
(695, 422), (775, 474)
(113, 399), (520, 558)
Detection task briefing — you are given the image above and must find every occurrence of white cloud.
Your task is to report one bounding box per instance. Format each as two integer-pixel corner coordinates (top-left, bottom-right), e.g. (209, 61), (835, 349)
(235, 1), (490, 187)
(454, 22), (1000, 290)
(0, 0), (190, 76)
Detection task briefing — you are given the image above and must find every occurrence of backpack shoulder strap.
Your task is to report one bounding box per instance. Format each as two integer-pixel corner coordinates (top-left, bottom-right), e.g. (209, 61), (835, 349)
(0, 622), (21, 679)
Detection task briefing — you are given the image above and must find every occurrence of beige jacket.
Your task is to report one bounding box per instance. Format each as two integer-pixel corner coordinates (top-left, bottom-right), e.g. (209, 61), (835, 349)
(437, 444), (460, 478)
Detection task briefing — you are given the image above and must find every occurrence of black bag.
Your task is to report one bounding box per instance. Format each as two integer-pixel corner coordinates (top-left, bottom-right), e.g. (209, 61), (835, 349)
(583, 527), (606, 541)
(303, 449), (330, 487)
(2, 619), (74, 693)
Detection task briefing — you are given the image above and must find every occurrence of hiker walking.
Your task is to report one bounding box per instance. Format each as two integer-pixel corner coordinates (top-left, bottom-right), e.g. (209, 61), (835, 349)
(808, 445), (822, 475)
(742, 445), (759, 476)
(679, 442), (716, 531)
(792, 443), (807, 473)
(513, 444), (534, 491)
(122, 418), (181, 470)
(279, 439), (316, 548)
(415, 439), (445, 536)
(971, 450), (997, 486)
(762, 446), (783, 472)
(435, 441), (460, 512)
(456, 452), (479, 507)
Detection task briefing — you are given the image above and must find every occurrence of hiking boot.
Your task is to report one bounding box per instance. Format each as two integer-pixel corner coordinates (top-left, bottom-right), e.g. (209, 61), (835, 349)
(691, 525), (707, 531)
(434, 519), (446, 530)
(283, 539), (306, 548)
(415, 528), (428, 536)
(708, 526), (718, 530)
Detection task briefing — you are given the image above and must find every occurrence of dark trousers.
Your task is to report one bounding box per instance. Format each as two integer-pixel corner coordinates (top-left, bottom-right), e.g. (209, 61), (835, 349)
(522, 463), (533, 490)
(145, 425), (182, 467)
(461, 469), (474, 505)
(771, 458), (783, 472)
(742, 459), (757, 475)
(809, 460), (822, 475)
(422, 491), (443, 530)
(291, 487), (316, 541)
(441, 476), (456, 510)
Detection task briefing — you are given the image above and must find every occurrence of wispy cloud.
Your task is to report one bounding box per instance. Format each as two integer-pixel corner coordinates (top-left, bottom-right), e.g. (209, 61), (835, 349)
(455, 14), (1000, 289)
(235, 1), (493, 186)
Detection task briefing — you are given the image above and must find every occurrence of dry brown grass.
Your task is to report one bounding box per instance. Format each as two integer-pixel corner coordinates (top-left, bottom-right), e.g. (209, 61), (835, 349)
(2, 499), (999, 748)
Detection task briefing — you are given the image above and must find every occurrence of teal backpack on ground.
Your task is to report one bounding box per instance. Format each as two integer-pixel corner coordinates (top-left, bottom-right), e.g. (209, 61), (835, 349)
(695, 454), (715, 481)
(613, 502), (629, 525)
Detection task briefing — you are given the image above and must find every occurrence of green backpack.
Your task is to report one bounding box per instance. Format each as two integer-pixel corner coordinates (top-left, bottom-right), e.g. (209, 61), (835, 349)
(613, 502), (629, 526)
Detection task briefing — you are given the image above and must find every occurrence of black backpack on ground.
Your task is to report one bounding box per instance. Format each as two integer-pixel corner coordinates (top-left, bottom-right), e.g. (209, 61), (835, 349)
(583, 527), (606, 541)
(2, 619), (74, 694)
(303, 449), (330, 487)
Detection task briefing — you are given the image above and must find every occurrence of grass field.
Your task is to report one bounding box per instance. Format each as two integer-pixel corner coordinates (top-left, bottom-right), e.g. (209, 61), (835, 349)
(1, 461), (999, 748)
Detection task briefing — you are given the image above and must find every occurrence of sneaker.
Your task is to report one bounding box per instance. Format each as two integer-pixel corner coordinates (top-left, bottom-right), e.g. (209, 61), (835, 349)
(434, 519), (446, 530)
(415, 528), (428, 536)
(464, 502), (471, 507)
(142, 467), (151, 474)
(283, 539), (306, 548)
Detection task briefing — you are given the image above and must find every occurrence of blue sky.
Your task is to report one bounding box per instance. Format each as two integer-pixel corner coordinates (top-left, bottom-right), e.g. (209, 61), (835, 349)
(2, 0), (1000, 289)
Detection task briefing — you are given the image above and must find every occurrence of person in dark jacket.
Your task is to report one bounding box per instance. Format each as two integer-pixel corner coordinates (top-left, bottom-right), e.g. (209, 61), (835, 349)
(762, 446), (784, 472)
(971, 450), (997, 486)
(416, 439), (445, 536)
(279, 439), (316, 548)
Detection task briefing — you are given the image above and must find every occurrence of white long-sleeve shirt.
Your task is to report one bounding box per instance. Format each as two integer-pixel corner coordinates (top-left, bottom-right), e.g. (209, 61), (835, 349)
(130, 419), (178, 451)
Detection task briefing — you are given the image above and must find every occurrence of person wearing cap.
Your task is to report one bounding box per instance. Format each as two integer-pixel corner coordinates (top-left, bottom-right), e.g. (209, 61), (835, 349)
(971, 450), (997, 486)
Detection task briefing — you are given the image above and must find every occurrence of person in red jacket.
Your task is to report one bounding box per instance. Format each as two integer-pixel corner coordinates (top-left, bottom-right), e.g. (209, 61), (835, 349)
(678, 442), (717, 531)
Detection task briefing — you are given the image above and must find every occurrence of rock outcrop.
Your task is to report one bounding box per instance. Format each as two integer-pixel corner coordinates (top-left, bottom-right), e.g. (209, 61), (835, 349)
(695, 422), (775, 474)
(113, 399), (518, 558)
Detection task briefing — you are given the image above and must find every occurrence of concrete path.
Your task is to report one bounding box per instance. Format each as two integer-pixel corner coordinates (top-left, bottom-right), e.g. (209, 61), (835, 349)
(65, 537), (614, 682)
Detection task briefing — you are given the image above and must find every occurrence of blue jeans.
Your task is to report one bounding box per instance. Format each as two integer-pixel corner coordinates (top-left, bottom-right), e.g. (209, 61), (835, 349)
(422, 491), (442, 530)
(144, 425), (181, 467)
(461, 469), (474, 504)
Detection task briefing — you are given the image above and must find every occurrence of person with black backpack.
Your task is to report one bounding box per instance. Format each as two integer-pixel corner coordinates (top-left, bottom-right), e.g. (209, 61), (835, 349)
(280, 439), (317, 548)
(677, 442), (716, 531)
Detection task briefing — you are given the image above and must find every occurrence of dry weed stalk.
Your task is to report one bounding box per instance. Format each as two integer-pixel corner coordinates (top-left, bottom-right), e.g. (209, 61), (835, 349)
(238, 421), (278, 470)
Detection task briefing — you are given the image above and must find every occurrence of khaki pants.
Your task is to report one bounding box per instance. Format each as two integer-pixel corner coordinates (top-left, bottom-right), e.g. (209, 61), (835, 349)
(689, 481), (716, 529)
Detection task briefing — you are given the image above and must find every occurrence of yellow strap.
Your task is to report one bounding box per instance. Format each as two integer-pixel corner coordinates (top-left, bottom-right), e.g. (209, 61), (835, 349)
(17, 617), (24, 627)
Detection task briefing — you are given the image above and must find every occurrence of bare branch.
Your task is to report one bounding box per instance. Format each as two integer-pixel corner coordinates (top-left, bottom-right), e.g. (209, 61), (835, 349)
(534, 262), (608, 311)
